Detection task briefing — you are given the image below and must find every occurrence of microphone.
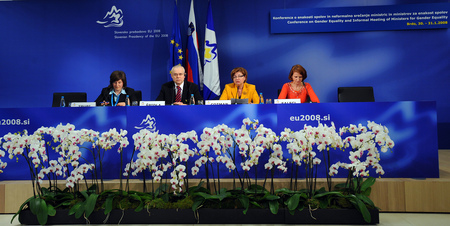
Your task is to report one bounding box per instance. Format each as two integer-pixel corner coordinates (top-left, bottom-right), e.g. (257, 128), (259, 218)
(234, 85), (242, 99)
(302, 82), (313, 103)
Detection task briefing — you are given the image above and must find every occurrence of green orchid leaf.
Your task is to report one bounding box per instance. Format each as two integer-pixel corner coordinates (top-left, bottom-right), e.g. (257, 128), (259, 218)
(246, 184), (267, 194)
(74, 202), (86, 219)
(319, 199), (328, 209)
(55, 200), (73, 209)
(87, 184), (97, 193)
(300, 192), (308, 199)
(79, 190), (89, 200)
(356, 193), (375, 207)
(29, 197), (39, 215)
(353, 179), (358, 191)
(238, 196), (249, 211)
(155, 184), (170, 196)
(298, 205), (305, 212)
(84, 193), (99, 218)
(241, 198), (249, 215)
(130, 194), (142, 201)
(130, 194), (144, 212)
(161, 193), (170, 202)
(275, 188), (293, 194)
(47, 204), (56, 217)
(269, 200), (279, 215)
(249, 201), (262, 208)
(188, 181), (208, 196)
(287, 193), (300, 211)
(360, 177), (376, 192)
(104, 195), (115, 215)
(263, 194), (280, 201)
(349, 195), (371, 223)
(31, 197), (48, 225)
(315, 187), (326, 194)
(356, 198), (371, 223)
(192, 199), (204, 212)
(40, 187), (51, 196)
(197, 192), (216, 200)
(362, 187), (372, 196)
(134, 202), (144, 212)
(68, 202), (82, 216)
(313, 191), (341, 199)
(217, 192), (231, 201)
(11, 196), (35, 224)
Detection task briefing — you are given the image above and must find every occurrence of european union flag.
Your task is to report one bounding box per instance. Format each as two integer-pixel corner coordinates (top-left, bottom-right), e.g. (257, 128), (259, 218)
(168, 1), (183, 82)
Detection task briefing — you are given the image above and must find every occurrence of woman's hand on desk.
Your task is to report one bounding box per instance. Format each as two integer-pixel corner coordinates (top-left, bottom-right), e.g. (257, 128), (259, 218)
(101, 101), (110, 106)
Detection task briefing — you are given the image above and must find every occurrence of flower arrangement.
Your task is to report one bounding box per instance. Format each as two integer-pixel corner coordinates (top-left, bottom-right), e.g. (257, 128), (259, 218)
(0, 119), (394, 225)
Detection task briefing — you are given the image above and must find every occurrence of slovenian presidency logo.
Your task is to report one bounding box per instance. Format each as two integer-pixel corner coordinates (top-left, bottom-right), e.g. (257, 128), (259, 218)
(204, 40), (218, 63)
(96, 5), (124, 28)
(134, 114), (157, 132)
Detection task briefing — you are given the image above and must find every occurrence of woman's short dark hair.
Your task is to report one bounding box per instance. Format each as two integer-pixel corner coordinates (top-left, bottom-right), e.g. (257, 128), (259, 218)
(288, 65), (307, 81)
(109, 71), (127, 88)
(230, 67), (248, 83)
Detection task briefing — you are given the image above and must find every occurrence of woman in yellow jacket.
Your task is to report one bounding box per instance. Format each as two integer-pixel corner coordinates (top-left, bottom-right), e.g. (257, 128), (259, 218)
(219, 67), (260, 104)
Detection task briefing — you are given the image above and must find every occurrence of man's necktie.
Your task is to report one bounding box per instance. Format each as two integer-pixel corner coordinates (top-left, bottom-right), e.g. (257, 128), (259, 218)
(175, 86), (181, 102)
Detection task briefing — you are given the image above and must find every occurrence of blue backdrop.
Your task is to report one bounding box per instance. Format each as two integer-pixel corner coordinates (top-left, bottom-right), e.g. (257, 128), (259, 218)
(1, 0), (449, 147)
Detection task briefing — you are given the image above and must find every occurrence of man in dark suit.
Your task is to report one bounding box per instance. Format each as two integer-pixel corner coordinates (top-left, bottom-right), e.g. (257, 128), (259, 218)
(156, 65), (203, 105)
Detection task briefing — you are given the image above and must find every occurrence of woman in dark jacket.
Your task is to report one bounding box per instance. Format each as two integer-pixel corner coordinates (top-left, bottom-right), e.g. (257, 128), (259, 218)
(95, 71), (136, 106)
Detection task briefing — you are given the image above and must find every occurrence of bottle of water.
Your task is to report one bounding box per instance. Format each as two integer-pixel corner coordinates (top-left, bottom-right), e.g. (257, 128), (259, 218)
(259, 93), (264, 104)
(125, 95), (130, 106)
(189, 94), (195, 105)
(60, 96), (66, 107)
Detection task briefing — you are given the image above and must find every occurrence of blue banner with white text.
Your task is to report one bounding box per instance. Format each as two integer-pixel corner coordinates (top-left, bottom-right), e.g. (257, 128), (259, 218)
(2, 103), (435, 180)
(271, 3), (450, 33)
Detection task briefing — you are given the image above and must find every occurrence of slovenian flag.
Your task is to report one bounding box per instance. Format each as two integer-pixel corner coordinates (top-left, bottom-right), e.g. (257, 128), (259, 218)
(186, 0), (203, 88)
(203, 0), (220, 100)
(168, 1), (183, 82)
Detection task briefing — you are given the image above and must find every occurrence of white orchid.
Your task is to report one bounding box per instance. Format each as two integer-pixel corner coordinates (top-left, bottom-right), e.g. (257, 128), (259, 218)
(0, 161), (7, 174)
(331, 121), (394, 178)
(0, 117), (395, 197)
(129, 129), (198, 194)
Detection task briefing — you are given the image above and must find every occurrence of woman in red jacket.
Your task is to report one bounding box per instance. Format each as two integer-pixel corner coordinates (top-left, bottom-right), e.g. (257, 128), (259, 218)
(278, 64), (320, 103)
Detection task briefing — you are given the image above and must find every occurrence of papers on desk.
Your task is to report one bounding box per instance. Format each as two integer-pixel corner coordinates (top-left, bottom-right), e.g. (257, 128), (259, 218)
(139, 101), (165, 106)
(70, 102), (96, 107)
(274, 99), (301, 104)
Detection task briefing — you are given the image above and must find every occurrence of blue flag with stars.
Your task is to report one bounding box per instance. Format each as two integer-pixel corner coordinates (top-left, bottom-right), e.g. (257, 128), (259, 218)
(168, 1), (183, 81)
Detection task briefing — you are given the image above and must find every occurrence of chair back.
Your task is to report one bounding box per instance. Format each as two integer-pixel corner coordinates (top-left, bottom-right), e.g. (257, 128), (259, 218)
(52, 92), (87, 107)
(338, 87), (374, 102)
(134, 90), (142, 102)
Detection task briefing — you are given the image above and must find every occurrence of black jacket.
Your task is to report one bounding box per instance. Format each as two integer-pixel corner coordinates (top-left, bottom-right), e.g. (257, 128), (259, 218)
(95, 87), (136, 106)
(156, 81), (203, 105)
